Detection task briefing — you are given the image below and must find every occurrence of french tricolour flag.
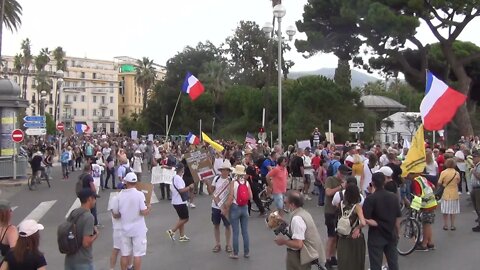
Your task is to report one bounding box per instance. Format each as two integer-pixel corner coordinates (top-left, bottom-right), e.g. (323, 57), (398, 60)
(182, 72), (205, 101)
(420, 71), (467, 131)
(75, 123), (90, 134)
(186, 132), (200, 145)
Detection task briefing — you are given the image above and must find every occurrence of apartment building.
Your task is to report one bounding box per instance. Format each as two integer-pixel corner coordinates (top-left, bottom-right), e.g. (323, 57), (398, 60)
(2, 55), (166, 134)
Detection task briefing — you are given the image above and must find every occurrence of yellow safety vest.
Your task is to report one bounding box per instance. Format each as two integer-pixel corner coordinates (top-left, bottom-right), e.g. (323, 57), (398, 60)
(413, 176), (438, 209)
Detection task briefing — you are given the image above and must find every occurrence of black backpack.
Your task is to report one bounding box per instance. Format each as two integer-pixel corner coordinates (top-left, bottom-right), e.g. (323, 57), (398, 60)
(57, 208), (88, 255)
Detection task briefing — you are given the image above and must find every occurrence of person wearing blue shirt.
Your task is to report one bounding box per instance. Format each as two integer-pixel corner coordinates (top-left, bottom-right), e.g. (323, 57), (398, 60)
(261, 152), (277, 178)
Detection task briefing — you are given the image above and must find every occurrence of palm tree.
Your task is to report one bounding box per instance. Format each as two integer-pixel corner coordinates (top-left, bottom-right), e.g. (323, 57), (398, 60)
(20, 38), (32, 98)
(0, 0), (22, 62)
(12, 53), (21, 72)
(53, 46), (66, 71)
(34, 48), (52, 111)
(199, 60), (229, 104)
(135, 57), (157, 111)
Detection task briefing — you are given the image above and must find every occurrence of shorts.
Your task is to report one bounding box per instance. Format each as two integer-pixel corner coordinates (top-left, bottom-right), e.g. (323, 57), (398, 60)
(304, 174), (313, 184)
(420, 211), (435, 225)
(184, 176), (194, 187)
(173, 204), (189, 220)
(211, 207), (230, 226)
(291, 177), (304, 190)
(113, 229), (122, 249)
(272, 193), (284, 211)
(324, 213), (337, 237)
(120, 234), (147, 257)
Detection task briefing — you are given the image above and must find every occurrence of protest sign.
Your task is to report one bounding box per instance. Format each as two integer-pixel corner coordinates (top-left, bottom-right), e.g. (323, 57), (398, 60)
(151, 166), (175, 185)
(148, 134), (154, 141)
(136, 182), (154, 205)
(131, 130), (138, 140)
(297, 140), (311, 150)
(213, 178), (230, 207)
(184, 149), (215, 183)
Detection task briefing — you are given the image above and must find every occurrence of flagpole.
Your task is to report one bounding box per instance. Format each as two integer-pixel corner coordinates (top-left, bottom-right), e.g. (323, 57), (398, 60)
(167, 92), (182, 138)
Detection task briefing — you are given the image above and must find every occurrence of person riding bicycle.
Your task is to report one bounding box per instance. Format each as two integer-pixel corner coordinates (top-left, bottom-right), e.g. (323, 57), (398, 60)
(29, 151), (46, 179)
(408, 172), (437, 251)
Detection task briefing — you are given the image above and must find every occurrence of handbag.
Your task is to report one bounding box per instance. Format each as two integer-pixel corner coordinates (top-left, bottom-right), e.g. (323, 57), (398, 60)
(434, 172), (457, 200)
(172, 177), (189, 201)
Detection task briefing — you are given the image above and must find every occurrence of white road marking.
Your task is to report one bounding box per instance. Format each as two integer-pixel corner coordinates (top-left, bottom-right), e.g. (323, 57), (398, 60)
(22, 200), (57, 222)
(151, 191), (159, 204)
(65, 198), (81, 219)
(11, 206), (18, 211)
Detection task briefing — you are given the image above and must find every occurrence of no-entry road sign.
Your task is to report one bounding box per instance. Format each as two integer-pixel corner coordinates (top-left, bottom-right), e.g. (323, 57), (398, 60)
(11, 129), (24, 143)
(56, 122), (65, 131)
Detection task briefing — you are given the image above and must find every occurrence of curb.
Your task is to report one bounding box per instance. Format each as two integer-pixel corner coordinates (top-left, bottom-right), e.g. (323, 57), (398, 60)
(0, 179), (28, 187)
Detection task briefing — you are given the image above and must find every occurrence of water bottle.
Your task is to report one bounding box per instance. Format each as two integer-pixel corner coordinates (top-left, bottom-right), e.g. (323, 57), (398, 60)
(68, 231), (75, 240)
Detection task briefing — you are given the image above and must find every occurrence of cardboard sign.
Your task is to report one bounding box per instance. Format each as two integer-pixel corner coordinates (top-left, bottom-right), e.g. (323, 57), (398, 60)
(131, 130), (138, 140)
(148, 134), (154, 141)
(136, 182), (153, 205)
(213, 179), (230, 207)
(297, 140), (311, 150)
(151, 166), (175, 184)
(184, 149), (215, 183)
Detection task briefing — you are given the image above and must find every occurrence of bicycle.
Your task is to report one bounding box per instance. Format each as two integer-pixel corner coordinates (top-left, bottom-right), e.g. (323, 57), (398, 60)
(251, 184), (289, 213)
(28, 169), (51, 191)
(397, 196), (423, 256)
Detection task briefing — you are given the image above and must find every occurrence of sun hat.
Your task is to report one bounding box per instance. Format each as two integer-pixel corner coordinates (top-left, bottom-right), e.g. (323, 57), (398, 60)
(232, 165), (246, 175)
(219, 160), (233, 171)
(124, 172), (138, 183)
(18, 219), (44, 237)
(445, 148), (455, 154)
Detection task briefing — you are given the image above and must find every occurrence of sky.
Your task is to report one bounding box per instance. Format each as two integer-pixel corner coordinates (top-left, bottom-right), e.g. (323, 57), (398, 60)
(3, 0), (480, 72)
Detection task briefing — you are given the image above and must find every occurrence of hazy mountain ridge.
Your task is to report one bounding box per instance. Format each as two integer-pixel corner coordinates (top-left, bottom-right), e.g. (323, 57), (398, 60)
(288, 68), (380, 88)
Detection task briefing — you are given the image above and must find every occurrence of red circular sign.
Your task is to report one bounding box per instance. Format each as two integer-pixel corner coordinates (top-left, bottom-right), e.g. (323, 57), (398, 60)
(56, 122), (65, 131)
(11, 129), (24, 143)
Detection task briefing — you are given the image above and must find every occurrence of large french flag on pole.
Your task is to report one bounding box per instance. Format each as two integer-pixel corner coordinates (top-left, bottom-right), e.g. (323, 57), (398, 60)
(420, 71), (467, 131)
(75, 123), (90, 134)
(182, 72), (205, 101)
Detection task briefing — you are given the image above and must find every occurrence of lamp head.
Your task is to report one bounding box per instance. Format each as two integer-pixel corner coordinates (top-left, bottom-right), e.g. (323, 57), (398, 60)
(262, 21), (274, 37)
(286, 25), (296, 41)
(273, 4), (286, 18)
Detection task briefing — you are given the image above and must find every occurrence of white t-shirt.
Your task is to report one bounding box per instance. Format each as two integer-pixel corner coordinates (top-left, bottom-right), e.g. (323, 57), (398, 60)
(171, 175), (187, 205)
(211, 175), (231, 209)
(112, 188), (148, 237)
(332, 190), (365, 206)
(213, 158), (224, 175)
(425, 161), (438, 176)
(290, 216), (306, 250)
(102, 147), (111, 159)
(379, 154), (389, 166)
(91, 163), (103, 191)
(107, 194), (122, 230)
(302, 155), (314, 176)
(455, 151), (466, 172)
(132, 156), (143, 173)
(362, 162), (379, 192)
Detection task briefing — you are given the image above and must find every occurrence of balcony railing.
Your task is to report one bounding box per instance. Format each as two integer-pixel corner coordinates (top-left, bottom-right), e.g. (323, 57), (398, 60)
(99, 102), (109, 108)
(98, 116), (110, 121)
(64, 101), (72, 106)
(64, 115), (74, 120)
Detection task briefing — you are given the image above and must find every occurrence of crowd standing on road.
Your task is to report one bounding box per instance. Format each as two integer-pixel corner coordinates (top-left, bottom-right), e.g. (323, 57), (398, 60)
(12, 131), (480, 269)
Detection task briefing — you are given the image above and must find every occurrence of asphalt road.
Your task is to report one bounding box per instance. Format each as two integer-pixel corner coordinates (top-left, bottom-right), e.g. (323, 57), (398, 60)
(1, 164), (480, 270)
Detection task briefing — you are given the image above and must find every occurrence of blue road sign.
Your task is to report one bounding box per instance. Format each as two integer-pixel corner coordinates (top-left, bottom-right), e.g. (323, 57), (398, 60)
(23, 122), (46, 128)
(23, 116), (46, 122)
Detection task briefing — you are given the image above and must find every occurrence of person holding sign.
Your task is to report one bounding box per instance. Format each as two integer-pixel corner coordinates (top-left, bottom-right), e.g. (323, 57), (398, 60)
(206, 160), (233, 253)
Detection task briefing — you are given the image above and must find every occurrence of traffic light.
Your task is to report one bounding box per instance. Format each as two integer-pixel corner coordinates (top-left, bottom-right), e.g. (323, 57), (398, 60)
(119, 80), (125, 95)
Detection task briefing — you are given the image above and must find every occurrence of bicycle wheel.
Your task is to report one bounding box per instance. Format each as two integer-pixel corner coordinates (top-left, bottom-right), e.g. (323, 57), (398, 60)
(27, 175), (38, 191)
(397, 218), (421, 256)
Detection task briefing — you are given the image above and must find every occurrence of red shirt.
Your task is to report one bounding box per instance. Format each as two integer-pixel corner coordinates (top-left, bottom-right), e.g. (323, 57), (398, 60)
(267, 166), (288, 194)
(436, 154), (445, 173)
(312, 156), (321, 171)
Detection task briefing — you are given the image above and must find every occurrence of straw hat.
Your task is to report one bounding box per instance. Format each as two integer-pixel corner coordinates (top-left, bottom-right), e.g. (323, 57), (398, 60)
(232, 165), (246, 175)
(219, 160), (233, 171)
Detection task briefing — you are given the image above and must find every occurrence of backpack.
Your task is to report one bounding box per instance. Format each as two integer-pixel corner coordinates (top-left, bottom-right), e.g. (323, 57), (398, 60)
(336, 202), (356, 236)
(75, 173), (89, 195)
(57, 208), (88, 255)
(236, 180), (250, 206)
(121, 165), (132, 177)
(327, 160), (340, 177)
(61, 152), (69, 163)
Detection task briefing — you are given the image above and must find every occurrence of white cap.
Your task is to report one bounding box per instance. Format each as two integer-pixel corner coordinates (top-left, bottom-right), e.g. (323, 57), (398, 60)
(135, 150), (141, 154)
(446, 148), (455, 154)
(18, 219), (44, 237)
(378, 166), (393, 177)
(124, 172), (138, 183)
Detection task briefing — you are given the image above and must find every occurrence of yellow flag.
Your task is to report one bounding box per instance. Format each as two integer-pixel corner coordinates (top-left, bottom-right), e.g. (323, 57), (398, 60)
(202, 132), (224, 152)
(401, 124), (426, 177)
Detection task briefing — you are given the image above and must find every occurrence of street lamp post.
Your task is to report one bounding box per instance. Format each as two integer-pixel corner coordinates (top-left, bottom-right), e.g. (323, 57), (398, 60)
(262, 4), (295, 148)
(54, 70), (64, 155)
(40, 90), (47, 116)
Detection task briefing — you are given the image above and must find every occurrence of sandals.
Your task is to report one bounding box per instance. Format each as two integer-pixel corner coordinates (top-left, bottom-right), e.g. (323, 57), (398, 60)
(443, 226), (449, 231)
(212, 245), (221, 253)
(225, 245), (232, 253)
(451, 226), (456, 231)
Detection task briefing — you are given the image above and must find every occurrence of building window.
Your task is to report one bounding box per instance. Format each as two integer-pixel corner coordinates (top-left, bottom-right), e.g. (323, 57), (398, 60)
(49, 108), (53, 115)
(122, 97), (125, 103)
(73, 95), (77, 102)
(110, 124), (114, 133)
(81, 72), (85, 78)
(93, 109), (97, 117)
(93, 73), (96, 79)
(65, 95), (69, 103)
(81, 109), (85, 116)
(81, 95), (85, 102)
(13, 76), (18, 83)
(110, 96), (113, 103)
(32, 93), (36, 103)
(101, 96), (105, 104)
(49, 93), (53, 103)
(110, 109), (113, 117)
(93, 96), (97, 103)
(122, 108), (125, 114)
(81, 81), (85, 87)
(73, 109), (77, 116)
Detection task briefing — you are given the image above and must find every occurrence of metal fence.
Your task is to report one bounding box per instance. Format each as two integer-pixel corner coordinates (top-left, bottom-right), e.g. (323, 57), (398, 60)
(0, 156), (28, 179)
